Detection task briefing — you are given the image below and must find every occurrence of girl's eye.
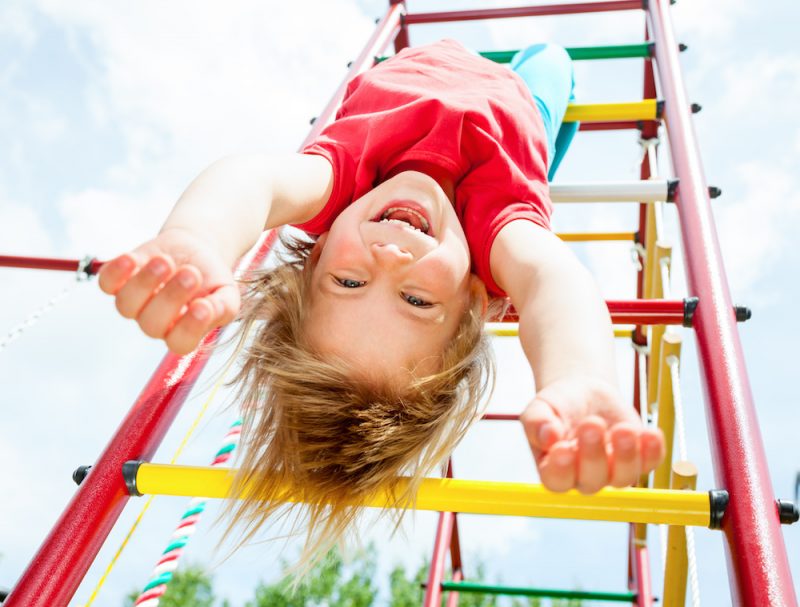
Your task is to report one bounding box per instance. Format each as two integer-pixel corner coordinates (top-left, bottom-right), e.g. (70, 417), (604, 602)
(403, 292), (432, 307)
(335, 277), (366, 288)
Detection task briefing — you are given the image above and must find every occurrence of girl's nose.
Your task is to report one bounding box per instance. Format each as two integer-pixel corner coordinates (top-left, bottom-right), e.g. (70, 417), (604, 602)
(371, 242), (413, 267)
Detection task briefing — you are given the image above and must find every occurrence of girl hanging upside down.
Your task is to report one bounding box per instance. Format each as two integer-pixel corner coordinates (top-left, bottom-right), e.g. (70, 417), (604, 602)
(99, 40), (664, 565)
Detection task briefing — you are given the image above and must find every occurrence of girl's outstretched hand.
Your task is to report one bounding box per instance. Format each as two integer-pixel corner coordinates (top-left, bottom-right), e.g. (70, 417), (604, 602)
(521, 377), (665, 494)
(98, 227), (240, 355)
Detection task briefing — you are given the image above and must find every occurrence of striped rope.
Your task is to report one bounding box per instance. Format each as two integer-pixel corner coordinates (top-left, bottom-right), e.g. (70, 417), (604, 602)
(132, 419), (242, 607)
(80, 351), (238, 607)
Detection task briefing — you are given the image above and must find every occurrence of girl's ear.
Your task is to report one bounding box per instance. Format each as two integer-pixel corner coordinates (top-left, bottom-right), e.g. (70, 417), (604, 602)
(310, 232), (329, 265)
(469, 274), (489, 316)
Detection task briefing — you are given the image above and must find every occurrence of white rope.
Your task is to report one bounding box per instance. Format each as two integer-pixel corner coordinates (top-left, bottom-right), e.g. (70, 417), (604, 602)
(0, 282), (77, 352)
(669, 354), (701, 605)
(660, 256), (672, 300)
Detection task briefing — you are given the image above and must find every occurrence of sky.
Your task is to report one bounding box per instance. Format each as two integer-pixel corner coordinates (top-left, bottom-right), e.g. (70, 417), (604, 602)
(1, 0), (798, 605)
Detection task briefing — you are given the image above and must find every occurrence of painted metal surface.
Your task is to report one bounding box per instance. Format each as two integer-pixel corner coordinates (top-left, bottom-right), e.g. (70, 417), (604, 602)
(647, 0), (797, 603)
(405, 1), (642, 25)
(5, 234), (278, 607)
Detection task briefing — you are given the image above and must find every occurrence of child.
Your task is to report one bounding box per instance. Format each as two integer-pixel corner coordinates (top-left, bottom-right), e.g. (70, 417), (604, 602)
(99, 40), (664, 561)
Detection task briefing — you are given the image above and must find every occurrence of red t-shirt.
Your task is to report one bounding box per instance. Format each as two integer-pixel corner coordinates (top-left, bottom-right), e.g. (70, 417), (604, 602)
(294, 39), (551, 296)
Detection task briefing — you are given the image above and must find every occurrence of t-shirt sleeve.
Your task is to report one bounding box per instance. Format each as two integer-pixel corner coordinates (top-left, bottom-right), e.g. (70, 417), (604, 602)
(458, 155), (552, 298)
(292, 139), (356, 235)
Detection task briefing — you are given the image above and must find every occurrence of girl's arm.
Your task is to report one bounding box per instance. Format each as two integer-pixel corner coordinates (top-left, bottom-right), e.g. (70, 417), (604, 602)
(98, 153), (333, 354)
(490, 219), (664, 493)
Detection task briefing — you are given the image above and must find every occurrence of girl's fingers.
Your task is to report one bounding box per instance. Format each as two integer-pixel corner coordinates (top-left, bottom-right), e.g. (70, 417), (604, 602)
(164, 298), (216, 355)
(575, 417), (609, 494)
(521, 397), (567, 459)
(114, 256), (176, 319)
(609, 425), (642, 487)
(641, 428), (666, 473)
(98, 253), (139, 295)
(206, 283), (241, 327)
(539, 441), (576, 492)
(137, 266), (202, 339)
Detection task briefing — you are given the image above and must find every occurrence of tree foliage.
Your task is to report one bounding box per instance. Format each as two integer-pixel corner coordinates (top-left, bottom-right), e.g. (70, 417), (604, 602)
(124, 548), (582, 606)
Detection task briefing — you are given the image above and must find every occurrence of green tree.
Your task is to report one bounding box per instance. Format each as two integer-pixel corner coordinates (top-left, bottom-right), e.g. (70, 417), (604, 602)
(247, 545), (377, 607)
(124, 565), (214, 607)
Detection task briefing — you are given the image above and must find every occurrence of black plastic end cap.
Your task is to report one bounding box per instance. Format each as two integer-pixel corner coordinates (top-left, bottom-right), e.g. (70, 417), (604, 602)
(72, 465), (92, 485)
(122, 460), (143, 497)
(309, 116), (317, 125)
(679, 43), (688, 52)
(708, 185), (722, 199)
(655, 99), (665, 119)
(646, 41), (655, 57)
(777, 500), (799, 525)
(691, 102), (702, 114)
(683, 296), (699, 328)
(667, 178), (680, 202)
(709, 489), (729, 529)
(734, 306), (752, 322)
(346, 60), (353, 68)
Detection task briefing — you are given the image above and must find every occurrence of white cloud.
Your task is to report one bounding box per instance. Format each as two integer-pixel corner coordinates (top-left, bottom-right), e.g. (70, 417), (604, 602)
(716, 159), (800, 299)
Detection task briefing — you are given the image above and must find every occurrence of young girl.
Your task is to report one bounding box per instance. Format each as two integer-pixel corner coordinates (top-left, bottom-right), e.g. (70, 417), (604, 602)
(99, 40), (664, 561)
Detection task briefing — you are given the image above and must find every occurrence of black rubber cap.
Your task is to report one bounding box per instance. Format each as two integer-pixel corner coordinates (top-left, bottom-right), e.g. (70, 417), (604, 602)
(691, 102), (702, 113)
(683, 296), (699, 328)
(655, 99), (665, 119)
(309, 116), (316, 125)
(735, 306), (752, 322)
(709, 489), (729, 529)
(122, 460), (143, 497)
(667, 178), (680, 202)
(679, 43), (688, 52)
(708, 185), (722, 199)
(72, 465), (92, 486)
(777, 500), (799, 525)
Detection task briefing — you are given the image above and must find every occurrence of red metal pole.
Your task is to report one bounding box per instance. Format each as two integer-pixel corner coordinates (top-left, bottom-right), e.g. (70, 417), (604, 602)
(647, 0), (797, 603)
(4, 232), (279, 607)
(580, 120), (658, 132)
(405, 1), (642, 25)
(445, 461), (463, 607)
(504, 299), (690, 325)
(424, 512), (455, 607)
(7, 7), (406, 604)
(0, 254), (104, 275)
(311, 4), (403, 135)
(632, 544), (653, 607)
(389, 0), (409, 52)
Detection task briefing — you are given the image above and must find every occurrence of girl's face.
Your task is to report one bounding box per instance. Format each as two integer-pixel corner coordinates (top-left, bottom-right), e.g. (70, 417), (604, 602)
(305, 171), (481, 382)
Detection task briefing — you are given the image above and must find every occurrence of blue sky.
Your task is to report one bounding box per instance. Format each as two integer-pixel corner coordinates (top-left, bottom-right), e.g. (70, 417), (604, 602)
(1, 0), (798, 604)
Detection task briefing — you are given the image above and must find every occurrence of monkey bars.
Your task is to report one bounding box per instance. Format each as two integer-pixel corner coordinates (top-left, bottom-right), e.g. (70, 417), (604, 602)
(4, 1), (796, 606)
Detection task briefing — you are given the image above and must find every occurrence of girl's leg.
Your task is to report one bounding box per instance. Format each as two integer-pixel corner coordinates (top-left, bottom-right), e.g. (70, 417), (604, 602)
(510, 43), (578, 180)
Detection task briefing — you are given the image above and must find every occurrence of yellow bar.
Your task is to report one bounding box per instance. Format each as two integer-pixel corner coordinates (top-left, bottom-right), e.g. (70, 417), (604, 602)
(557, 231), (636, 242)
(663, 461), (698, 607)
(653, 332), (682, 490)
(565, 99), (658, 123)
(646, 242), (672, 410)
(131, 463), (711, 527)
(486, 324), (631, 340)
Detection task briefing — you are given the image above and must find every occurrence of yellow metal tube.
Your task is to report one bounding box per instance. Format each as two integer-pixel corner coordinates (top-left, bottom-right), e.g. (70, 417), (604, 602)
(663, 461), (698, 607)
(486, 324), (631, 339)
(565, 99), (659, 123)
(646, 242), (672, 411)
(130, 463), (712, 527)
(557, 231), (635, 242)
(653, 333), (683, 490)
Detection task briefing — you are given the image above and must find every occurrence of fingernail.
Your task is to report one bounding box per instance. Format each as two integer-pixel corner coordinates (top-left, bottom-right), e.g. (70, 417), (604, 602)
(118, 256), (134, 272)
(148, 259), (168, 277)
(583, 429), (602, 445)
(538, 424), (552, 446)
(192, 305), (209, 321)
(617, 435), (635, 450)
(178, 271), (197, 289)
(554, 451), (573, 466)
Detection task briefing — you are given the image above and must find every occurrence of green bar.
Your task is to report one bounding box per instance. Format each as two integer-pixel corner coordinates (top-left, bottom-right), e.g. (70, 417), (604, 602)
(441, 581), (636, 602)
(377, 43), (652, 64)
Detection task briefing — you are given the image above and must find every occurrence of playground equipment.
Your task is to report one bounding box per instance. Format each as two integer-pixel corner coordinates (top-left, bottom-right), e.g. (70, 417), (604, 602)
(2, 1), (798, 605)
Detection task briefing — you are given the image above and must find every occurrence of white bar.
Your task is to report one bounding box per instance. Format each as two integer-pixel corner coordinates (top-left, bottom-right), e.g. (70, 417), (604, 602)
(551, 179), (671, 203)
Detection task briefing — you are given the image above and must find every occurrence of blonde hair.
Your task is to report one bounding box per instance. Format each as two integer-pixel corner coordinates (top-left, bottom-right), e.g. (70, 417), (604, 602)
(223, 234), (494, 573)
